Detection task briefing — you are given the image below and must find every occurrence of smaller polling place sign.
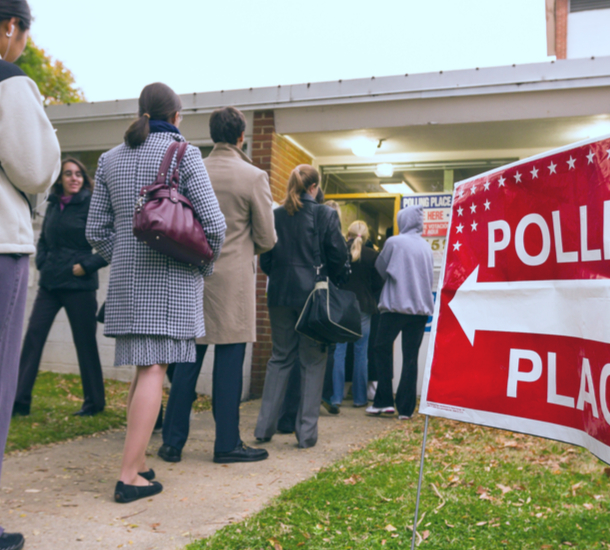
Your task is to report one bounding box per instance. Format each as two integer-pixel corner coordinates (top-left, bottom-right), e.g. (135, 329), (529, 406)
(402, 193), (453, 266)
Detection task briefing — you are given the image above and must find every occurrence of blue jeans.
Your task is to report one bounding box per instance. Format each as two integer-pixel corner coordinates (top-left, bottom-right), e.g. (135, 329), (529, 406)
(332, 313), (371, 406)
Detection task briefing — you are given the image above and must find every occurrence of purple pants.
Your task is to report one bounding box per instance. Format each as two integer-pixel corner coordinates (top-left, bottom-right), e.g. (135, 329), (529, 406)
(0, 254), (29, 531)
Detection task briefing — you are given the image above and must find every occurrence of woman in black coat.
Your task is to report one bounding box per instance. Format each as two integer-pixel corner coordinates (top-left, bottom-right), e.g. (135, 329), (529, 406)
(13, 158), (108, 417)
(254, 165), (348, 448)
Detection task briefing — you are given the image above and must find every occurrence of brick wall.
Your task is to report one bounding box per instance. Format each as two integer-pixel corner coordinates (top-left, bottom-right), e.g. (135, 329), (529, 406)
(555, 0), (568, 59)
(250, 111), (313, 397)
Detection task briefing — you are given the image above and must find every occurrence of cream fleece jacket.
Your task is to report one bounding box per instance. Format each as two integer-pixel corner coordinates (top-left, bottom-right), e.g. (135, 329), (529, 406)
(0, 61), (61, 254)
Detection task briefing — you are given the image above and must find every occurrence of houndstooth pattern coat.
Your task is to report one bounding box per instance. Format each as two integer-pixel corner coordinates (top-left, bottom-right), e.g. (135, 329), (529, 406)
(86, 132), (226, 340)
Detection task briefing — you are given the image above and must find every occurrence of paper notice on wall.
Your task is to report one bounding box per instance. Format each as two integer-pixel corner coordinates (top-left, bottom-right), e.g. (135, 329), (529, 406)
(401, 193), (452, 266)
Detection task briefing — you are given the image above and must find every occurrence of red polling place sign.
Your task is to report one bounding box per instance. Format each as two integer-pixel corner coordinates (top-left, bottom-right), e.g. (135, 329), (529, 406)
(420, 135), (610, 462)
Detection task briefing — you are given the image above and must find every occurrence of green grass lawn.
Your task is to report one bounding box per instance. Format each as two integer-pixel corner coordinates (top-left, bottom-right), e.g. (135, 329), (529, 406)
(7, 371), (210, 453)
(189, 415), (610, 550)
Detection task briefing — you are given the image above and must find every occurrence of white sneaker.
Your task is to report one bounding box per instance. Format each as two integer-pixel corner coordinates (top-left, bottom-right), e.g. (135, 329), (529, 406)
(366, 405), (395, 416)
(367, 381), (378, 402)
(398, 415), (412, 420)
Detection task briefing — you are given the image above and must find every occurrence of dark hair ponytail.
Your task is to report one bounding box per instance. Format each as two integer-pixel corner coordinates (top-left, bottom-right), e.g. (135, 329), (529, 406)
(124, 82), (182, 148)
(283, 164), (319, 216)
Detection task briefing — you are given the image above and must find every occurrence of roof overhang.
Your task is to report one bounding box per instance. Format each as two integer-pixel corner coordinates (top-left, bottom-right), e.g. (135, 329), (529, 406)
(46, 56), (610, 125)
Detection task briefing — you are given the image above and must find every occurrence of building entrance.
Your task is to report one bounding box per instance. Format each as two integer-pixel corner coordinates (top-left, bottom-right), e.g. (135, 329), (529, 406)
(324, 193), (401, 246)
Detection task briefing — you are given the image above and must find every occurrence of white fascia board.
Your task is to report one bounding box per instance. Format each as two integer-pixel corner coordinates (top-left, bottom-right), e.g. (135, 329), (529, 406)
(46, 57), (610, 124)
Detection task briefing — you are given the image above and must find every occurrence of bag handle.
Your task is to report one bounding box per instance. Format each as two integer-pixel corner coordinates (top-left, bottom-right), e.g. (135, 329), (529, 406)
(312, 204), (326, 278)
(136, 141), (189, 211)
(153, 141), (180, 187)
(169, 142), (189, 188)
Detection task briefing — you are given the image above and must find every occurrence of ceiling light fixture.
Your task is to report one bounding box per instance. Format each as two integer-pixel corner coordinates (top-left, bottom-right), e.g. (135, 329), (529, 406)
(351, 138), (378, 157)
(381, 182), (414, 195)
(375, 163), (394, 178)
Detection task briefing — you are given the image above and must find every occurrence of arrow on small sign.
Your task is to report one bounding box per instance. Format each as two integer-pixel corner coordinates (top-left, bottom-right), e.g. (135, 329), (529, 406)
(448, 266), (610, 345)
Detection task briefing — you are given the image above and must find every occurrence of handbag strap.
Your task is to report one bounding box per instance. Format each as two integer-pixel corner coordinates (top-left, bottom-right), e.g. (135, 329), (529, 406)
(139, 141), (189, 202)
(312, 204), (325, 278)
(151, 141), (188, 187)
(169, 142), (189, 188)
(153, 141), (180, 187)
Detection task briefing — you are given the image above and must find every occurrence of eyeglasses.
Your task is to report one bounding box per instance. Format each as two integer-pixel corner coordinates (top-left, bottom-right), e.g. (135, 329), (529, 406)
(63, 170), (83, 178)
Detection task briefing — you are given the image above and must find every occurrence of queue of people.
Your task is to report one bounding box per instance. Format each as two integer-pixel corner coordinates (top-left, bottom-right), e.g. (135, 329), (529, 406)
(0, 1), (434, 545)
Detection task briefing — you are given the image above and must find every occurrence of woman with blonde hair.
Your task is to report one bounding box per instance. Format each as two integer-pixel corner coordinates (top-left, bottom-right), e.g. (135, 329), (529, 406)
(331, 220), (383, 408)
(255, 165), (347, 448)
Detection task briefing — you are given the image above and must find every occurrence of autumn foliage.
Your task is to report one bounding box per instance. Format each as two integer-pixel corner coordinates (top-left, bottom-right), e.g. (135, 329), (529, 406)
(16, 39), (85, 105)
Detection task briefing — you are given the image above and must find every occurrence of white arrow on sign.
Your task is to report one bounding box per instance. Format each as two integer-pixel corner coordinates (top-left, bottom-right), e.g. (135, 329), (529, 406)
(448, 266), (610, 345)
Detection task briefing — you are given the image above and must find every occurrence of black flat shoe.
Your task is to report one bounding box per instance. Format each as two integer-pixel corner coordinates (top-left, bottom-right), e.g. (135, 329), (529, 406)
(114, 480), (163, 503)
(214, 443), (269, 464)
(138, 468), (155, 481)
(256, 436), (272, 443)
(73, 407), (103, 417)
(0, 532), (24, 550)
(157, 444), (181, 463)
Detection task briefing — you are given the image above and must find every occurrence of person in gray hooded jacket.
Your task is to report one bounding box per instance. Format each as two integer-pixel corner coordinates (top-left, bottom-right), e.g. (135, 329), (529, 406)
(366, 205), (434, 419)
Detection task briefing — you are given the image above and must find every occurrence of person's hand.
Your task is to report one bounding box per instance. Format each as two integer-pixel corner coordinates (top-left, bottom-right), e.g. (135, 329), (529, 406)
(73, 264), (86, 277)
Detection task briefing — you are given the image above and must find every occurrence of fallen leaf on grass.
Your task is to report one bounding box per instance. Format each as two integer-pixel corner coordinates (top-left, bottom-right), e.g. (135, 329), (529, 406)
(583, 503), (594, 510)
(268, 538), (283, 550)
(476, 486), (493, 501)
(384, 525), (397, 532)
(603, 467), (610, 478)
(496, 484), (512, 495)
(447, 474), (460, 485)
(571, 482), (583, 496)
(476, 521), (487, 526)
(422, 530), (430, 540)
(343, 475), (362, 485)
(444, 520), (454, 528)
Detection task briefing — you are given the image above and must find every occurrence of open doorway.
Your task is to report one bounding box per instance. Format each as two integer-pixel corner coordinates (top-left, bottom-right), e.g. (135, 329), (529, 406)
(324, 193), (401, 249)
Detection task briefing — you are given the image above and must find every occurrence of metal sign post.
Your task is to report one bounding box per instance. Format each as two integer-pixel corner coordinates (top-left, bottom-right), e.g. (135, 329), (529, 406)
(410, 415), (430, 550)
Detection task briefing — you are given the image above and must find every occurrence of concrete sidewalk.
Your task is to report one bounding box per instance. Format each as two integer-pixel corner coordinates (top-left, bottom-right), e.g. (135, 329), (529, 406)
(1, 399), (391, 550)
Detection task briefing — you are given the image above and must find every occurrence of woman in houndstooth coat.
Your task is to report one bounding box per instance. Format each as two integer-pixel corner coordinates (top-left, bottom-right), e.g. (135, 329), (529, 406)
(86, 83), (226, 503)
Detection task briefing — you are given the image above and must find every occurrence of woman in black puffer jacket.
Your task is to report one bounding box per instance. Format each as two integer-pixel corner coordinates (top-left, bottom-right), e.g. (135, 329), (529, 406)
(13, 158), (108, 417)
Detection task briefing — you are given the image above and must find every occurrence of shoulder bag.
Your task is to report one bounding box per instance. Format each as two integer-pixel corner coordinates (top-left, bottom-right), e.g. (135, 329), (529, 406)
(295, 205), (362, 344)
(133, 141), (214, 266)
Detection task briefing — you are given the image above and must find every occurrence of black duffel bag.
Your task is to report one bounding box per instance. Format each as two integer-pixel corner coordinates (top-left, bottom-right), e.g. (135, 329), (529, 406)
(296, 206), (362, 345)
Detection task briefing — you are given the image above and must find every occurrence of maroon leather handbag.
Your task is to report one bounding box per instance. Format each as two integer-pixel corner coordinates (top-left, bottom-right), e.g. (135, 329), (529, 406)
(133, 141), (214, 266)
